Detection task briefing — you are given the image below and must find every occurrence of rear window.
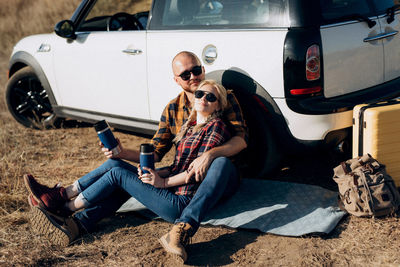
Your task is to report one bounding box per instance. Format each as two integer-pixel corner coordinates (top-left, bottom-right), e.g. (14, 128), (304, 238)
(149, 0), (290, 30)
(320, 0), (374, 24)
(372, 0), (399, 14)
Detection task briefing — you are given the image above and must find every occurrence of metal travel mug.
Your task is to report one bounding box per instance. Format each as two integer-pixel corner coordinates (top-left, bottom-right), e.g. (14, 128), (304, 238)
(94, 120), (120, 155)
(140, 143), (154, 174)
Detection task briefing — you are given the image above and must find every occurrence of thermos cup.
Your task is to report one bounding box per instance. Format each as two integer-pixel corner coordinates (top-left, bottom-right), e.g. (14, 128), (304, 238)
(94, 120), (120, 155)
(140, 143), (154, 174)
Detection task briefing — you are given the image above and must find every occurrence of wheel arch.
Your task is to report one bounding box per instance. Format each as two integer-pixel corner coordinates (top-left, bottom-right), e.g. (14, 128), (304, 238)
(206, 69), (301, 176)
(8, 51), (58, 108)
(206, 69), (295, 151)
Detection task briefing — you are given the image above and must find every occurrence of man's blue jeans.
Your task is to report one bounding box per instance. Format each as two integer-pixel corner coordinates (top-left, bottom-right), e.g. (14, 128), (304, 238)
(73, 157), (239, 233)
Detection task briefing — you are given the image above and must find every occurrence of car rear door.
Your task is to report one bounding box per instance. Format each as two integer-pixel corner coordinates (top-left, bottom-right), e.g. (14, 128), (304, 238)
(146, 0), (290, 120)
(319, 0), (384, 98)
(372, 0), (400, 82)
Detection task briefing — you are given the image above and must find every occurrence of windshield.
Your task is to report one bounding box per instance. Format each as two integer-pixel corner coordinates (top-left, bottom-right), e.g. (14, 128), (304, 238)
(150, 0), (290, 29)
(77, 0), (151, 31)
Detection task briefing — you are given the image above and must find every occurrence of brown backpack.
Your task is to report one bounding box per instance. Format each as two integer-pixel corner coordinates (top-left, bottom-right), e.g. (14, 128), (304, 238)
(333, 154), (400, 217)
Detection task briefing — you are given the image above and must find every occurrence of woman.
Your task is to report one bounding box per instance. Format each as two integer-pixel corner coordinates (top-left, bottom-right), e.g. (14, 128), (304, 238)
(25, 80), (235, 262)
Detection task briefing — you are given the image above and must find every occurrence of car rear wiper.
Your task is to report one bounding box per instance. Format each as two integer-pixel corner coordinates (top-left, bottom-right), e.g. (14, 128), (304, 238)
(386, 4), (400, 24)
(337, 13), (376, 28)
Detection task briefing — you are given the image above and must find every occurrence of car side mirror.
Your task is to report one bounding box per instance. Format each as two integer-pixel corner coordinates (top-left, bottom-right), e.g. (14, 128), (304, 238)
(54, 20), (76, 40)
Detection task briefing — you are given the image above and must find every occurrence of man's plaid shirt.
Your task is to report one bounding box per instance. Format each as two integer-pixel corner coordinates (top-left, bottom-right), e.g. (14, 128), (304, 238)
(170, 118), (230, 197)
(151, 90), (247, 160)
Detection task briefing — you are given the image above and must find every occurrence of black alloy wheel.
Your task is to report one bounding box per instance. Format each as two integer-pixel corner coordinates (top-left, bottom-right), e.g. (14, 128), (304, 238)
(5, 66), (58, 129)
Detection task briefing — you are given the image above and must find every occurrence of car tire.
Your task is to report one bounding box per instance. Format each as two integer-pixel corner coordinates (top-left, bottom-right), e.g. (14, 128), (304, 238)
(5, 66), (60, 129)
(215, 70), (283, 178)
(239, 95), (283, 178)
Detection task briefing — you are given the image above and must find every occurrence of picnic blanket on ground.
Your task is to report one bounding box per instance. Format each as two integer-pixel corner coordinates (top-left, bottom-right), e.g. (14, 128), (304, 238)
(117, 179), (346, 237)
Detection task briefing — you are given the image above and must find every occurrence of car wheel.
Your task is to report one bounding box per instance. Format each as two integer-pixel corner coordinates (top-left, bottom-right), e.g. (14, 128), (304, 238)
(241, 95), (283, 178)
(216, 70), (283, 178)
(5, 66), (59, 129)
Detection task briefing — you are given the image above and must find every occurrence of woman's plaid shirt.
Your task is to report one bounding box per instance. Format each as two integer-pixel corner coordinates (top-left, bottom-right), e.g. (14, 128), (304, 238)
(170, 118), (231, 197)
(151, 90), (247, 160)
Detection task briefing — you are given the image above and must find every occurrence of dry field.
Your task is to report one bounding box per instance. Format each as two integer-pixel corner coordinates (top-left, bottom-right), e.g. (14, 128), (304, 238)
(1, 1), (400, 266)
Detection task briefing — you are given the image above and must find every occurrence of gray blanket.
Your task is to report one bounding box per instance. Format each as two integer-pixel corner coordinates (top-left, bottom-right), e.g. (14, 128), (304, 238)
(117, 179), (346, 236)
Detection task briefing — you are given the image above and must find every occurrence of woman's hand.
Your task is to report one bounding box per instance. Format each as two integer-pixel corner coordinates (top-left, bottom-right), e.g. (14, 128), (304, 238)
(137, 164), (143, 176)
(100, 138), (123, 159)
(140, 167), (166, 188)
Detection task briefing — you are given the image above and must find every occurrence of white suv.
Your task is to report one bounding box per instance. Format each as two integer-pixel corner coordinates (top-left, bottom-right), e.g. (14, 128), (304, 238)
(5, 0), (400, 176)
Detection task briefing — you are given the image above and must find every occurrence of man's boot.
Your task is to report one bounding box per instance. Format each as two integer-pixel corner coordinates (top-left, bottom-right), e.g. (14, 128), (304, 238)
(159, 222), (194, 263)
(30, 206), (80, 247)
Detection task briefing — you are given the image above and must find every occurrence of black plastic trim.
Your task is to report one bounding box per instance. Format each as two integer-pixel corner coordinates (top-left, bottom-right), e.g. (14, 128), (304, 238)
(8, 51), (58, 107)
(283, 27), (324, 113)
(70, 0), (95, 26)
(289, 0), (322, 27)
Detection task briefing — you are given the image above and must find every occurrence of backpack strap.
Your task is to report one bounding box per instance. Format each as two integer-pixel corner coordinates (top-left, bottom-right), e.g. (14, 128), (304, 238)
(359, 170), (376, 217)
(337, 195), (347, 212)
(358, 154), (372, 166)
(341, 162), (351, 174)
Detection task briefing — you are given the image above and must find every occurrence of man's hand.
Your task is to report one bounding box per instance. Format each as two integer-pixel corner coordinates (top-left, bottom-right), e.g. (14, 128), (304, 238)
(186, 151), (214, 183)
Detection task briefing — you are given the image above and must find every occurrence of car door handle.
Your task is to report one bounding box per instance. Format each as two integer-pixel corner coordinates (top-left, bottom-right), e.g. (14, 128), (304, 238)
(363, 31), (399, 42)
(122, 48), (142, 55)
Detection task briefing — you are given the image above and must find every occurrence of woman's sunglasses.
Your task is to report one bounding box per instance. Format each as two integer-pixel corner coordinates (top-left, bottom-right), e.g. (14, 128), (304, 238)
(178, 66), (203, 81)
(194, 90), (218, 102)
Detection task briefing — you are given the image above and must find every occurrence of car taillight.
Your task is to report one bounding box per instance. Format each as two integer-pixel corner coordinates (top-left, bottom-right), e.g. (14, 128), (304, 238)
(306, 44), (320, 81)
(290, 86), (322, 95)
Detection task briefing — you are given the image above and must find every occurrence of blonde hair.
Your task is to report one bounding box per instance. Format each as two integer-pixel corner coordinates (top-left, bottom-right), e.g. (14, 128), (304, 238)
(173, 80), (228, 143)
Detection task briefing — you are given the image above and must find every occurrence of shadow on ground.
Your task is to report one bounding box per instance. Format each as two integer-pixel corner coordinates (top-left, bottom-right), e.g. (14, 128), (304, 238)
(78, 212), (151, 244)
(270, 148), (351, 191)
(58, 119), (93, 129)
(187, 229), (259, 266)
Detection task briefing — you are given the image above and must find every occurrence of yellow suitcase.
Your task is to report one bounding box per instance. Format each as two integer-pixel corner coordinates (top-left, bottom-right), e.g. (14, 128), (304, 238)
(353, 100), (400, 187)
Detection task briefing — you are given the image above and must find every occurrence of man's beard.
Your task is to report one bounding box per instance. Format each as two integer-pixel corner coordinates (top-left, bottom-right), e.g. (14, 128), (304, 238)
(185, 78), (202, 93)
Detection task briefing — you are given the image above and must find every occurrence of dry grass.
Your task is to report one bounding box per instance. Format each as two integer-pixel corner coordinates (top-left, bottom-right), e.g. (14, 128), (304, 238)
(1, 1), (400, 266)
(0, 0), (81, 62)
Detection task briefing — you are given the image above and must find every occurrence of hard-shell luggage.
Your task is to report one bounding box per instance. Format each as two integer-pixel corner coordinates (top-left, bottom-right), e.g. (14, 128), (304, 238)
(352, 99), (400, 187)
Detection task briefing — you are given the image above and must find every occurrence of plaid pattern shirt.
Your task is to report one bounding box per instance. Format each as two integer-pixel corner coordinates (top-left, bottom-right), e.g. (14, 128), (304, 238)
(170, 118), (231, 197)
(151, 90), (247, 160)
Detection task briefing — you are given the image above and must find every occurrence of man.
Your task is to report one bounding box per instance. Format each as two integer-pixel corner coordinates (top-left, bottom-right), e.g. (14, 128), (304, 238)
(28, 51), (247, 262)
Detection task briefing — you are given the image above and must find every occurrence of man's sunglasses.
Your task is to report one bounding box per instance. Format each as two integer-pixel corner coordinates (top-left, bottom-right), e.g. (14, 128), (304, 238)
(178, 65), (203, 81)
(194, 90), (218, 102)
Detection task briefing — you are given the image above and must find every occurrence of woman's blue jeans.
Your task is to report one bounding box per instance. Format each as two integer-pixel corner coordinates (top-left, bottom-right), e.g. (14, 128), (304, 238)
(73, 157), (239, 233)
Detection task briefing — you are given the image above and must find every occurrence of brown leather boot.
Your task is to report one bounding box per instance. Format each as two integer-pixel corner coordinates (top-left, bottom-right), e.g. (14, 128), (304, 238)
(30, 207), (80, 247)
(159, 222), (193, 263)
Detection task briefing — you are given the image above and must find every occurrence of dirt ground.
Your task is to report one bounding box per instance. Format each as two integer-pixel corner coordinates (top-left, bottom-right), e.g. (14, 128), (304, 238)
(1, 94), (400, 266)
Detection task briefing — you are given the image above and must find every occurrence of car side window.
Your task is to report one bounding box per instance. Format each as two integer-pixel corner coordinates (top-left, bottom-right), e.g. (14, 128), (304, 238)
(150, 0), (289, 29)
(77, 0), (151, 32)
(320, 0), (374, 24)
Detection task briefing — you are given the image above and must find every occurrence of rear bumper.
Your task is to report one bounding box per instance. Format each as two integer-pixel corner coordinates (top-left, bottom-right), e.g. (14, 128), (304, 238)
(275, 98), (353, 141)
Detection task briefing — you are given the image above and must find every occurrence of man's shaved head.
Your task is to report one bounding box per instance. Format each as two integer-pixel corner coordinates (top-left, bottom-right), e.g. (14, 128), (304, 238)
(172, 51), (205, 94)
(172, 51), (201, 75)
